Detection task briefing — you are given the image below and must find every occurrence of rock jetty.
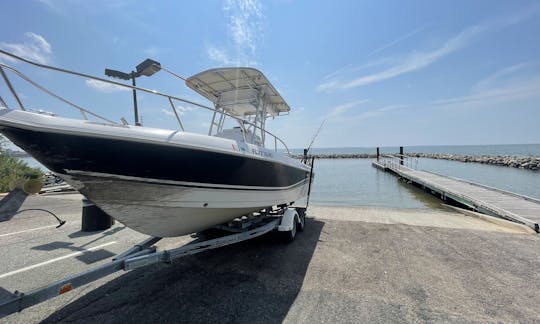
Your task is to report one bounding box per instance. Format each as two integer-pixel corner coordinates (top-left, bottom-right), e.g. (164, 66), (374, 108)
(405, 153), (540, 171)
(291, 153), (377, 159)
(292, 153), (540, 170)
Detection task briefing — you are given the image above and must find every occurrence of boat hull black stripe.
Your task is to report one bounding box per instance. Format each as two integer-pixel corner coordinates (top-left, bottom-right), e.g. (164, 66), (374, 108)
(1, 126), (309, 188)
(67, 171), (310, 191)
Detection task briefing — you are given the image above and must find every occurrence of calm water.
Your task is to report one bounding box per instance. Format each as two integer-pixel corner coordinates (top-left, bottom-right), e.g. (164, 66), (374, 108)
(416, 159), (540, 198)
(304, 144), (540, 208)
(307, 159), (443, 209)
(308, 158), (540, 208)
(21, 144), (540, 208)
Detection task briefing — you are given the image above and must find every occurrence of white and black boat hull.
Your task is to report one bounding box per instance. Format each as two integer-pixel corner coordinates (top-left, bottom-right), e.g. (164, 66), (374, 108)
(63, 173), (308, 237)
(0, 109), (312, 237)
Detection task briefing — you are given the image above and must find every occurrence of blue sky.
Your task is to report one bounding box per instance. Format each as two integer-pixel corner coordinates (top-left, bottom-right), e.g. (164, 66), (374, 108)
(1, 0), (539, 149)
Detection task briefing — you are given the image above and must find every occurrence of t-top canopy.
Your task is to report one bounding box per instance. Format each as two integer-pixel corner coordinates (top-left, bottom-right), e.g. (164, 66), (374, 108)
(185, 67), (290, 117)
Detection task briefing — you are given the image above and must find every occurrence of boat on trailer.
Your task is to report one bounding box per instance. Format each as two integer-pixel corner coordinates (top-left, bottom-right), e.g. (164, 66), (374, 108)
(0, 50), (313, 237)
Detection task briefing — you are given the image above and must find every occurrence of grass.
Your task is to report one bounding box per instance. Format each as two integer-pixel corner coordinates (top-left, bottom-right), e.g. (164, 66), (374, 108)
(0, 148), (43, 192)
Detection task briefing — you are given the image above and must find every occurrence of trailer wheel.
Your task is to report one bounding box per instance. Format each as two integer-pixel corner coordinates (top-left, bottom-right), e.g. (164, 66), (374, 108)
(282, 217), (297, 243)
(297, 210), (306, 232)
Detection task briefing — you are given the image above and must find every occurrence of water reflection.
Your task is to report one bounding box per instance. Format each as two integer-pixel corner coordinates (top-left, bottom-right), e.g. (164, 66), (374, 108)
(308, 157), (539, 208)
(309, 159), (441, 209)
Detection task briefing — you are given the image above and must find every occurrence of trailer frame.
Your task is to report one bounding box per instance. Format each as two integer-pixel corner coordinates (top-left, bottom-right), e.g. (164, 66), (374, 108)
(0, 206), (305, 318)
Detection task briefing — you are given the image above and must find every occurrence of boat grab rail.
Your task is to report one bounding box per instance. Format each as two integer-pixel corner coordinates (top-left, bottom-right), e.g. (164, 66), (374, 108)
(0, 49), (290, 154)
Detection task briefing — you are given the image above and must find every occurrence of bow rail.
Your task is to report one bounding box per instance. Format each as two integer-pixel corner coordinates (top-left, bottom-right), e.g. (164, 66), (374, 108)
(0, 49), (290, 154)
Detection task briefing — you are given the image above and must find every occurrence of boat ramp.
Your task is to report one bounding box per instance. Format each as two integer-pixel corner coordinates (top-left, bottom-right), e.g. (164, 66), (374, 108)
(373, 155), (540, 233)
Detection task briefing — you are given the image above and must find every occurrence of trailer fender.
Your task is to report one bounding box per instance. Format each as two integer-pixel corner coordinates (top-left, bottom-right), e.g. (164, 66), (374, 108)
(277, 208), (298, 232)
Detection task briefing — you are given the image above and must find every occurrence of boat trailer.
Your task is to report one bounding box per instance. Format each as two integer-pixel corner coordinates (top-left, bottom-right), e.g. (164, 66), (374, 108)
(0, 206), (306, 318)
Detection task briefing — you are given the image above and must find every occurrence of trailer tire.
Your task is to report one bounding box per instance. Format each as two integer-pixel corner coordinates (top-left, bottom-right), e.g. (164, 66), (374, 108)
(297, 210), (305, 232)
(282, 217), (297, 243)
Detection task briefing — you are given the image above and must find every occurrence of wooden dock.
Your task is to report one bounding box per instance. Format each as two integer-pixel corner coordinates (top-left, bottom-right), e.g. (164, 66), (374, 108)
(373, 157), (540, 232)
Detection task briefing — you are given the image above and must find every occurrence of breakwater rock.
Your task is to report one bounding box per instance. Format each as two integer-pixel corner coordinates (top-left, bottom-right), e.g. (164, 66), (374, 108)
(292, 153), (540, 170)
(291, 153), (377, 159)
(406, 153), (540, 170)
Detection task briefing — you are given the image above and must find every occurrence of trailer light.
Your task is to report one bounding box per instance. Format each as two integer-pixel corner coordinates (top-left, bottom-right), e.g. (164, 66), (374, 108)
(59, 283), (73, 295)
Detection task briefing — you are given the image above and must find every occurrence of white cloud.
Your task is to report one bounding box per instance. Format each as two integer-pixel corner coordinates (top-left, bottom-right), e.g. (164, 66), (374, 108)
(489, 2), (540, 29)
(366, 26), (424, 58)
(144, 46), (161, 57)
(326, 100), (369, 120)
(431, 60), (540, 110)
(161, 108), (175, 117)
(318, 26), (480, 92)
(318, 4), (540, 92)
(322, 64), (354, 81)
(349, 104), (408, 122)
(0, 32), (53, 64)
(321, 58), (402, 82)
(377, 104), (407, 112)
(176, 105), (194, 114)
(85, 79), (130, 93)
(206, 45), (234, 65)
(432, 77), (540, 108)
(324, 102), (409, 125)
(473, 62), (532, 91)
(36, 0), (62, 13)
(161, 105), (194, 117)
(224, 0), (263, 55)
(207, 0), (263, 66)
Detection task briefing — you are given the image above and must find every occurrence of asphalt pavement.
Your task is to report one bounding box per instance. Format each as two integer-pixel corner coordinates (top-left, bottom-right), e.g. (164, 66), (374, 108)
(0, 194), (538, 323)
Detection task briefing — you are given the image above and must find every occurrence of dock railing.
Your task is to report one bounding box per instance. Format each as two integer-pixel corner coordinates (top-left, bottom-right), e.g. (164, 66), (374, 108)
(378, 154), (418, 171)
(0, 49), (290, 155)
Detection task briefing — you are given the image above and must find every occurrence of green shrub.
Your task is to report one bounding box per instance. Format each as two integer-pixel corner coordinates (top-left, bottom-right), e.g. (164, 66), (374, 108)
(0, 148), (43, 192)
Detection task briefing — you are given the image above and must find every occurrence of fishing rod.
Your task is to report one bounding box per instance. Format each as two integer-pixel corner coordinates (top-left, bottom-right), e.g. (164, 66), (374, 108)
(302, 119), (325, 208)
(303, 119), (325, 162)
